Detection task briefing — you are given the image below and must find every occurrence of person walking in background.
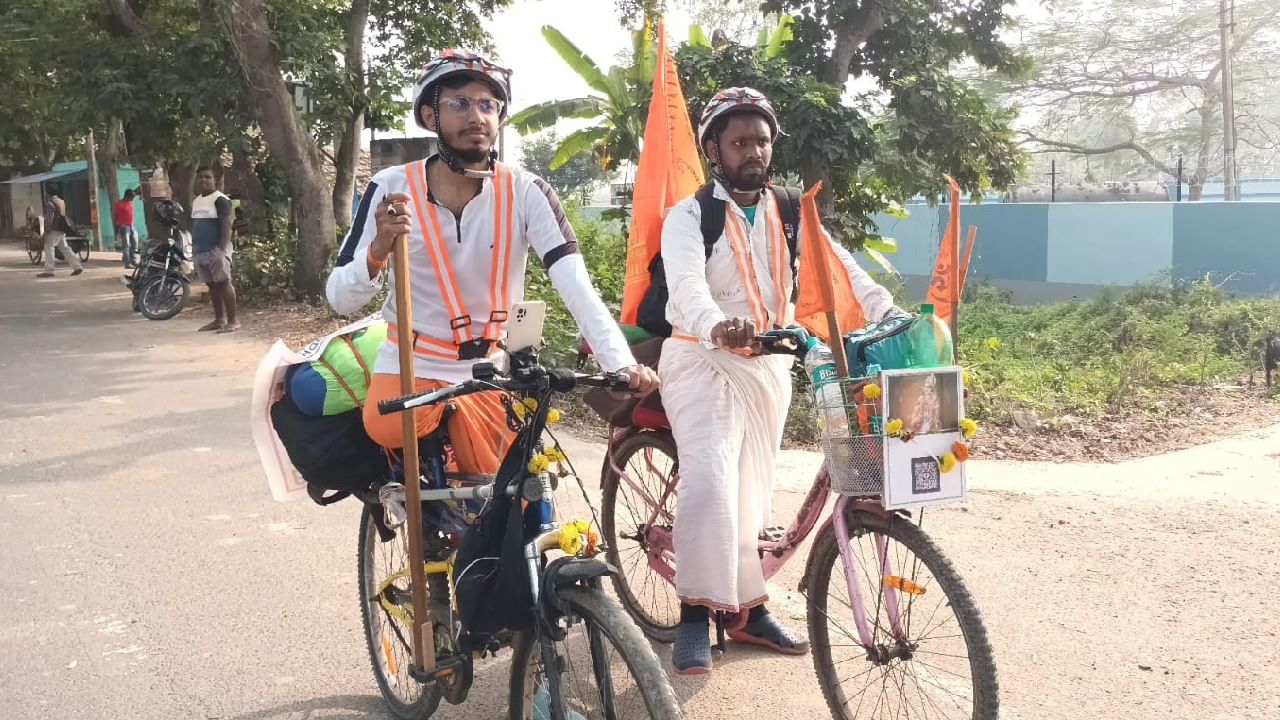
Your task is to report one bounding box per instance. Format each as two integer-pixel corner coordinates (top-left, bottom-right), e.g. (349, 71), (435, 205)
(114, 188), (140, 268)
(36, 190), (83, 278)
(191, 166), (239, 333)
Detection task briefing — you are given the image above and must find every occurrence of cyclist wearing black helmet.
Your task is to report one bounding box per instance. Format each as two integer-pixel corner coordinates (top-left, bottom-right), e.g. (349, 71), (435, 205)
(658, 87), (898, 675)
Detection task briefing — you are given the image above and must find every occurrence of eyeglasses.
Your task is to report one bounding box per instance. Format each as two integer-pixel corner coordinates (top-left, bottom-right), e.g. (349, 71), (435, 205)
(439, 95), (505, 117)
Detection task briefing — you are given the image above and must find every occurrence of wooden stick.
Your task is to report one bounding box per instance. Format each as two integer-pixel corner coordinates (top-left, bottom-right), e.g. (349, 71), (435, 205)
(825, 311), (850, 378)
(391, 232), (435, 673)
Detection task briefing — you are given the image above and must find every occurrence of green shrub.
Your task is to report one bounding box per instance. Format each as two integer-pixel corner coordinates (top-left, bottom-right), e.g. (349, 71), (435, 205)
(525, 203), (627, 367)
(957, 279), (1280, 421)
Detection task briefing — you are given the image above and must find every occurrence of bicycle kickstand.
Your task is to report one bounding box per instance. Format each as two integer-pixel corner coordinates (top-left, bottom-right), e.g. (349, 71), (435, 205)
(712, 612), (727, 656)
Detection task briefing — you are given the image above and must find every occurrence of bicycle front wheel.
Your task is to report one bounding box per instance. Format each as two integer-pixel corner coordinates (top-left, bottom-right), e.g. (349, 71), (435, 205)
(806, 510), (998, 720)
(508, 585), (682, 720)
(600, 430), (681, 643)
(357, 504), (441, 720)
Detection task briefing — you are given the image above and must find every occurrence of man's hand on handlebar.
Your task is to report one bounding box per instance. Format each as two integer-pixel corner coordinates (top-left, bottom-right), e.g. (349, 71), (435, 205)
(711, 317), (758, 350)
(619, 364), (660, 396)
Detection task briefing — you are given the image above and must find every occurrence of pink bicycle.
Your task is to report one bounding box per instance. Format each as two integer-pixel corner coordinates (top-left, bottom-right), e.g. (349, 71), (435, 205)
(596, 328), (998, 720)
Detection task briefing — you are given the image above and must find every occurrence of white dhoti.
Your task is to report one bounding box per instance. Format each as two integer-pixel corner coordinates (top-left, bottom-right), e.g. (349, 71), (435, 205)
(659, 338), (792, 612)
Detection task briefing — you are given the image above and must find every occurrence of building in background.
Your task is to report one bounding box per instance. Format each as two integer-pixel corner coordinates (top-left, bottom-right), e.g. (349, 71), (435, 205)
(370, 138), (439, 176)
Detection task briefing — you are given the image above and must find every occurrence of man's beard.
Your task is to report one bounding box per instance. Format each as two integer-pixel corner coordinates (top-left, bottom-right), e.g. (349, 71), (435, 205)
(442, 130), (494, 165)
(724, 161), (768, 191)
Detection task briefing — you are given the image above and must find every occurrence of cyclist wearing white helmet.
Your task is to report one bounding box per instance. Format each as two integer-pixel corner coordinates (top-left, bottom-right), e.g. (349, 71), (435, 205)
(326, 49), (658, 477)
(657, 87), (897, 674)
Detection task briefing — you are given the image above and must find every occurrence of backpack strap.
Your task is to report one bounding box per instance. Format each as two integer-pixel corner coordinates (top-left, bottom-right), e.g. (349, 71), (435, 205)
(772, 185), (803, 301)
(339, 334), (371, 388)
(317, 356), (362, 408)
(695, 183), (725, 259)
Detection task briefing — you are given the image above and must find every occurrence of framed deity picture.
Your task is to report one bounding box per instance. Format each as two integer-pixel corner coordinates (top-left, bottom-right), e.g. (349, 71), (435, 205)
(879, 367), (968, 510)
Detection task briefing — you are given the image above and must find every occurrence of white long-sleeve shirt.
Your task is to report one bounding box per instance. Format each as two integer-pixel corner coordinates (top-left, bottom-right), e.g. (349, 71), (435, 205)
(327, 160), (635, 381)
(661, 181), (897, 343)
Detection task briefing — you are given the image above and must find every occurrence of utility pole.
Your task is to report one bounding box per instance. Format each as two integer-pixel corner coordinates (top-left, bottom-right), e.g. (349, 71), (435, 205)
(1220, 0), (1238, 201)
(1176, 155), (1184, 202)
(1047, 159), (1058, 202)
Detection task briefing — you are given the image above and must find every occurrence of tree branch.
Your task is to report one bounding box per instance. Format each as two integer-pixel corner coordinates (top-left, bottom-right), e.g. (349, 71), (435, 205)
(103, 0), (147, 36)
(824, 0), (886, 86)
(1021, 132), (1175, 176)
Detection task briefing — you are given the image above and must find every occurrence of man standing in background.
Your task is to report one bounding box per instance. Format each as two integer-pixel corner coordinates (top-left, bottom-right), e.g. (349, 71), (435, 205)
(114, 188), (140, 268)
(191, 166), (239, 333)
(36, 190), (84, 278)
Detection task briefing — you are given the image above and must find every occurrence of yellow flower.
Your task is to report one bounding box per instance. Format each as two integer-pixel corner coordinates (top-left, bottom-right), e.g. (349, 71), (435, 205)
(559, 519), (592, 555)
(959, 417), (979, 439)
(885, 418), (904, 437)
(544, 446), (567, 463)
(527, 454), (551, 474)
(862, 383), (882, 401)
(547, 408), (562, 424)
(962, 370), (971, 386)
(513, 397), (540, 420)
(938, 452), (957, 473)
(984, 337), (1002, 351)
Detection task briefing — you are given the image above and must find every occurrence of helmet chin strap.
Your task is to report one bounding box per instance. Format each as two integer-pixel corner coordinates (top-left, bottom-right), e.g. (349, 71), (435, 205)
(433, 87), (497, 179)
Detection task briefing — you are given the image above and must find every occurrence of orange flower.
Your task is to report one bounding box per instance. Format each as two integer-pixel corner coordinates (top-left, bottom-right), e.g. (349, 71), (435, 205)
(952, 442), (971, 462)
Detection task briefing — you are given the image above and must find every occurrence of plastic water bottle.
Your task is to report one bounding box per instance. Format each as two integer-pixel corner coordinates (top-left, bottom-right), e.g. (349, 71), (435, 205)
(907, 303), (955, 368)
(804, 337), (853, 470)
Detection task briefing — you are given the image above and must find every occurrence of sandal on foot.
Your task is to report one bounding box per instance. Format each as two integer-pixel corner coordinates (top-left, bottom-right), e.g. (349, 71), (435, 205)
(672, 621), (712, 675)
(728, 614), (810, 656)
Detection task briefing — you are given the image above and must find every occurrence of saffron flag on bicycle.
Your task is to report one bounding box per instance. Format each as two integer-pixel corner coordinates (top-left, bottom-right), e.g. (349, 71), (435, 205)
(794, 182), (866, 344)
(926, 175), (977, 327)
(619, 22), (705, 326)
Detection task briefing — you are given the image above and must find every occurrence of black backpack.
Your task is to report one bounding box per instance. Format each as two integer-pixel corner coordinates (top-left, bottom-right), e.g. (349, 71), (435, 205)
(635, 183), (802, 338)
(269, 399), (389, 506)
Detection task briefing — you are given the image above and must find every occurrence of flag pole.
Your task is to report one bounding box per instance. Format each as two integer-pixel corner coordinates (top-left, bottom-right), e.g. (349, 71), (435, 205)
(392, 231), (435, 673)
(944, 175), (961, 347)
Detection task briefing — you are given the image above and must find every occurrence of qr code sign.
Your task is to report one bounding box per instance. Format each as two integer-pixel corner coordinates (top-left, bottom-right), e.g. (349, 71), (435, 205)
(911, 457), (941, 494)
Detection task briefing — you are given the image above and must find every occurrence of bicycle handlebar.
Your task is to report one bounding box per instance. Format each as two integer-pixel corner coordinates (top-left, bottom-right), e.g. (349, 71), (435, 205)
(753, 327), (812, 358)
(377, 369), (632, 416)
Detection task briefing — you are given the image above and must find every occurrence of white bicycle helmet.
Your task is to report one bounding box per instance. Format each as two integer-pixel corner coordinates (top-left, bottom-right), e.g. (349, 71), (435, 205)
(412, 49), (513, 130)
(696, 87), (780, 151)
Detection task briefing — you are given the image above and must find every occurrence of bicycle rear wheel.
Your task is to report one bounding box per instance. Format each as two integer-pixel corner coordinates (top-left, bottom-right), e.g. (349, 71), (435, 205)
(806, 510), (998, 720)
(508, 585), (683, 720)
(600, 431), (681, 643)
(357, 505), (441, 719)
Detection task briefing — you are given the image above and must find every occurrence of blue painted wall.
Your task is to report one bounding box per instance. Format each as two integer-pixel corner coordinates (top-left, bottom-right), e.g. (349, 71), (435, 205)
(1171, 202), (1280, 294)
(1046, 203), (1173, 285)
(871, 201), (1280, 297)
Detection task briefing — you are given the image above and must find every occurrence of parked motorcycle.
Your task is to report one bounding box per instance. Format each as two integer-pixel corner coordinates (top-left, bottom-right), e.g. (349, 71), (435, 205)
(124, 199), (192, 321)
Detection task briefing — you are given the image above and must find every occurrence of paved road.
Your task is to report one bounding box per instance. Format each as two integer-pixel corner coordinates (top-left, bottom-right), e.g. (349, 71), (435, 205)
(2, 244), (1278, 719)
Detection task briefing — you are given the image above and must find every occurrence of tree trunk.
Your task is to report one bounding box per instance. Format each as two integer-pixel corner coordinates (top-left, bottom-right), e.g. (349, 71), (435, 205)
(215, 0), (335, 296)
(166, 162), (196, 214)
(332, 0), (370, 230)
(801, 156), (835, 214)
(228, 147), (268, 235)
(96, 119), (127, 205)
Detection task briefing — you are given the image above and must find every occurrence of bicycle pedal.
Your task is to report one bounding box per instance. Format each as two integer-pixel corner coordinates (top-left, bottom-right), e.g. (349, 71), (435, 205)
(379, 482), (407, 530)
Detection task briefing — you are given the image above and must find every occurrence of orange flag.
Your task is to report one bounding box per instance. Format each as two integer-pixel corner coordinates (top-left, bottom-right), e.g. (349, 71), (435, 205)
(619, 22), (705, 326)
(794, 182), (866, 345)
(927, 175), (967, 330)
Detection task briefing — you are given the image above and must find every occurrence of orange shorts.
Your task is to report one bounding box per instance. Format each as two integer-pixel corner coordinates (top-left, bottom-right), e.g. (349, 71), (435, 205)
(363, 373), (515, 475)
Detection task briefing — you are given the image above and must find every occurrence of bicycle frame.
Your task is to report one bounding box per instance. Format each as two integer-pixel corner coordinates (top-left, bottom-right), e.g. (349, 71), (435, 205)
(608, 427), (910, 648)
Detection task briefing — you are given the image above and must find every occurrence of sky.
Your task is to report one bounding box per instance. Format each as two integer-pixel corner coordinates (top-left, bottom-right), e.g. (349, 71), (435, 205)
(387, 0), (1050, 163)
